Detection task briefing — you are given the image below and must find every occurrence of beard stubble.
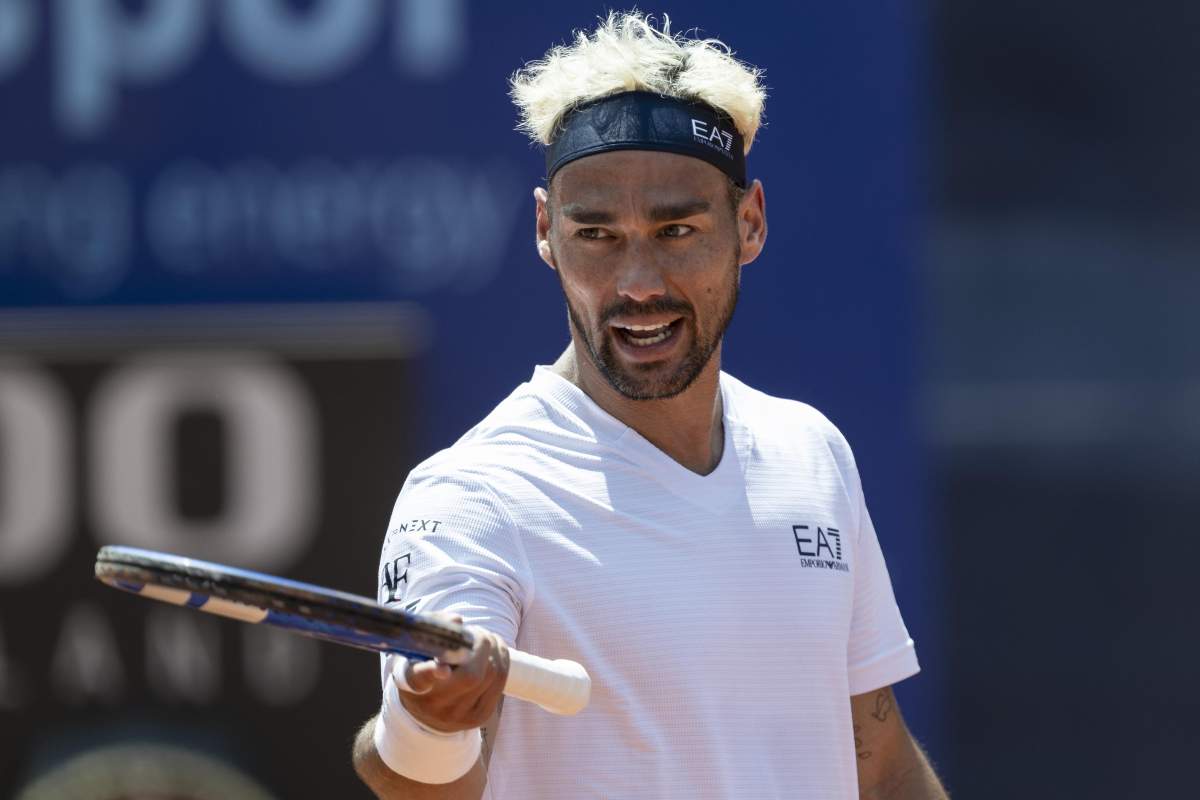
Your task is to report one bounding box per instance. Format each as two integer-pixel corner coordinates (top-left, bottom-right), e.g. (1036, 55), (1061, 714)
(559, 255), (741, 401)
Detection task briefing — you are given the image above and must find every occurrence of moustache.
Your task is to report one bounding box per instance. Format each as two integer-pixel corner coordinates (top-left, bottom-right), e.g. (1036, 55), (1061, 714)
(598, 297), (693, 326)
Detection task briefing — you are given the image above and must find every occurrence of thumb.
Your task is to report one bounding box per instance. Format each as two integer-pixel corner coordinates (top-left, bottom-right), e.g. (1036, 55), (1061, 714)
(391, 655), (451, 695)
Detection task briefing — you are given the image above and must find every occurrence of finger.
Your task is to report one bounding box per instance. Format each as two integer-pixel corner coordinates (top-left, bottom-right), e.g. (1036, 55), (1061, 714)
(421, 611), (470, 663)
(387, 656), (424, 695)
(445, 629), (509, 721)
(403, 658), (452, 695)
(469, 648), (508, 718)
(479, 634), (510, 700)
(462, 627), (508, 677)
(386, 654), (428, 695)
(408, 626), (503, 702)
(400, 630), (508, 731)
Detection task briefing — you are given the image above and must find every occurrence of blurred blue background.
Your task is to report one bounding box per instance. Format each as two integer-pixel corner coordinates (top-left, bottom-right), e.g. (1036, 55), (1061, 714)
(0, 1), (1192, 797)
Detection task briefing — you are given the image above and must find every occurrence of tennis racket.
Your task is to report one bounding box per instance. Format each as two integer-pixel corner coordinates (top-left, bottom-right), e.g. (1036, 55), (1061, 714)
(95, 545), (590, 715)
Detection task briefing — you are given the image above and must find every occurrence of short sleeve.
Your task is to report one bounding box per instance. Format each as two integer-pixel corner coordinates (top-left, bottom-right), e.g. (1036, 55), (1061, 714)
(375, 466), (532, 687)
(845, 470), (920, 696)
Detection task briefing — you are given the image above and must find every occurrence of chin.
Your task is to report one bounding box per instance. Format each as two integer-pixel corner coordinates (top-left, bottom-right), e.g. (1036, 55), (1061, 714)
(606, 358), (708, 401)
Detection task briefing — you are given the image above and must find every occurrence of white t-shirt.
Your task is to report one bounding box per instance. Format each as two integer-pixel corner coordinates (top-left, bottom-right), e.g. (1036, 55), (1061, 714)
(377, 366), (919, 799)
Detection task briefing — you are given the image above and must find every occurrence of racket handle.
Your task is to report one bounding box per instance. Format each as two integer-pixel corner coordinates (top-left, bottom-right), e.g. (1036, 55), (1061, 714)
(504, 649), (591, 716)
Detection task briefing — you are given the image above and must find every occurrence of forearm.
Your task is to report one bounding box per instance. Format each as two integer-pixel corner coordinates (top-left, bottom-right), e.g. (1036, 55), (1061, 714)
(352, 715), (487, 800)
(860, 737), (948, 800)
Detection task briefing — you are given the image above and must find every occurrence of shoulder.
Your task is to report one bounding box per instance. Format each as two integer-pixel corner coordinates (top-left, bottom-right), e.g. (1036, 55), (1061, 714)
(398, 375), (606, 501)
(721, 371), (857, 470)
(383, 442), (523, 558)
(447, 371), (613, 457)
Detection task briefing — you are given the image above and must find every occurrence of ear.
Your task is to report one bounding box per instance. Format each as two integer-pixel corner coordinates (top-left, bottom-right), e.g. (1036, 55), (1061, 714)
(534, 186), (556, 269)
(736, 179), (767, 267)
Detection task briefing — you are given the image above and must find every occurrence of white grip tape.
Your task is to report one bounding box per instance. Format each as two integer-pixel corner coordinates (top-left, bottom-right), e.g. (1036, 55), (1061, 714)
(503, 649), (591, 716)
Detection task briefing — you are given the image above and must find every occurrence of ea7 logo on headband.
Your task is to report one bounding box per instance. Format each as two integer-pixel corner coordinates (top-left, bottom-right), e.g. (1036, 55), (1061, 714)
(691, 119), (735, 153)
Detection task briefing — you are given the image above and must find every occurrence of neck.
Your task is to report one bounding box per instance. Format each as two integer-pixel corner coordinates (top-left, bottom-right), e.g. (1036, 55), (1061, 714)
(551, 342), (725, 475)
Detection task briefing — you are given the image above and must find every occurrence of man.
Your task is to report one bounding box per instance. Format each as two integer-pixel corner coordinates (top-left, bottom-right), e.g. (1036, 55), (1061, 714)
(353, 12), (948, 799)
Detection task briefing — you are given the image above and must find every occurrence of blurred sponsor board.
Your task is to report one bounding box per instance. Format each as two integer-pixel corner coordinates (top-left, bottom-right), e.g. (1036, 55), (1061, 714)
(0, 303), (428, 798)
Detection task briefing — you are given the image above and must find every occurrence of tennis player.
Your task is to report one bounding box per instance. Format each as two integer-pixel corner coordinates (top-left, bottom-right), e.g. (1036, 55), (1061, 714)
(353, 12), (948, 799)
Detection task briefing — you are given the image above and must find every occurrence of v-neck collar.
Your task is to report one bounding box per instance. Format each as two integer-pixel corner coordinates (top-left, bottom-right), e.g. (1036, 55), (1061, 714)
(529, 366), (749, 512)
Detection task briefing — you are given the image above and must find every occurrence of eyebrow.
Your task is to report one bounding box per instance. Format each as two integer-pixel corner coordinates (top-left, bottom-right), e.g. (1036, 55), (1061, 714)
(559, 199), (712, 225)
(560, 204), (615, 225)
(647, 199), (711, 222)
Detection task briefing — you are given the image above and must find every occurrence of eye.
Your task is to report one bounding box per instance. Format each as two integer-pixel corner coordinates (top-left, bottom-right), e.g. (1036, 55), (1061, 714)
(576, 227), (612, 240)
(660, 224), (694, 238)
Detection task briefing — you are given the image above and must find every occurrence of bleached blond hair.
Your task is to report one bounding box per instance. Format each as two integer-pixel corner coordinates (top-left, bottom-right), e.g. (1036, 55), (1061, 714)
(510, 11), (766, 156)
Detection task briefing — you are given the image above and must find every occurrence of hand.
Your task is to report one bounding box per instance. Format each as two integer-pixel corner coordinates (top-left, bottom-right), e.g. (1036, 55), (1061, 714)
(396, 613), (510, 734)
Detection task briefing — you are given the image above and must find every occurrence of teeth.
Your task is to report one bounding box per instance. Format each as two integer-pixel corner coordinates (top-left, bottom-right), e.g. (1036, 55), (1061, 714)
(620, 322), (669, 332)
(626, 327), (672, 346)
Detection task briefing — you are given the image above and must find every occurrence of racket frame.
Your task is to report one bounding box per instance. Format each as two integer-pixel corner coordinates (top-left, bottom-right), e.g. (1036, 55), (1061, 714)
(95, 545), (471, 659)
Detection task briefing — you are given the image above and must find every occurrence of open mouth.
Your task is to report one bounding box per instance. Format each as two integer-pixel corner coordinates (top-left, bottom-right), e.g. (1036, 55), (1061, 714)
(612, 319), (683, 348)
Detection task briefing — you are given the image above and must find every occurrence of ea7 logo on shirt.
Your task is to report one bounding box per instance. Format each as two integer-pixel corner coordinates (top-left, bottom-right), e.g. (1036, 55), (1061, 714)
(792, 525), (850, 573)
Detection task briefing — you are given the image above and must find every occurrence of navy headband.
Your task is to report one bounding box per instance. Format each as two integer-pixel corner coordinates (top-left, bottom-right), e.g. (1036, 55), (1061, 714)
(545, 91), (747, 187)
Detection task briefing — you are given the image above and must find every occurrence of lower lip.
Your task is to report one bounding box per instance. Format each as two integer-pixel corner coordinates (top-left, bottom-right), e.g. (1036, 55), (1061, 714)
(610, 320), (685, 363)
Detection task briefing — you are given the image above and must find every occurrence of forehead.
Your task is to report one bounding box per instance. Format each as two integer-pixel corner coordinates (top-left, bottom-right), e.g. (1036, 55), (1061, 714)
(550, 150), (728, 209)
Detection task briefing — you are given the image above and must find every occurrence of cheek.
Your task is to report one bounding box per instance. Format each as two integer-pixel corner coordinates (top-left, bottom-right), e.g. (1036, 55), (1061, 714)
(688, 234), (736, 276)
(554, 251), (612, 298)
(558, 263), (597, 295)
(556, 266), (606, 321)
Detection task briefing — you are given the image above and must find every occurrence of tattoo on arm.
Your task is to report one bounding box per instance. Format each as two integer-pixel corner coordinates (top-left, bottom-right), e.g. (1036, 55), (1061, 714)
(481, 698), (503, 768)
(854, 724), (872, 760)
(870, 689), (893, 723)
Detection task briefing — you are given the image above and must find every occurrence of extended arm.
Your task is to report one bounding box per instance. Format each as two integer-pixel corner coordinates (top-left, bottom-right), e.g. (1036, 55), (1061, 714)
(852, 686), (948, 800)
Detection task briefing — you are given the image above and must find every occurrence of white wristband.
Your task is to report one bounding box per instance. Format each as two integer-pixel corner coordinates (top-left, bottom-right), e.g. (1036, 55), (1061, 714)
(374, 661), (482, 784)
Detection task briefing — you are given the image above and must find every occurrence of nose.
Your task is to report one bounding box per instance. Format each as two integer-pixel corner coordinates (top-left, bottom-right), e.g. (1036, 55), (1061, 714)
(614, 242), (667, 303)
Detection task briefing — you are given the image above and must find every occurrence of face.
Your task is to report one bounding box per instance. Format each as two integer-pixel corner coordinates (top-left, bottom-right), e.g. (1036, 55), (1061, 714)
(536, 150), (766, 401)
